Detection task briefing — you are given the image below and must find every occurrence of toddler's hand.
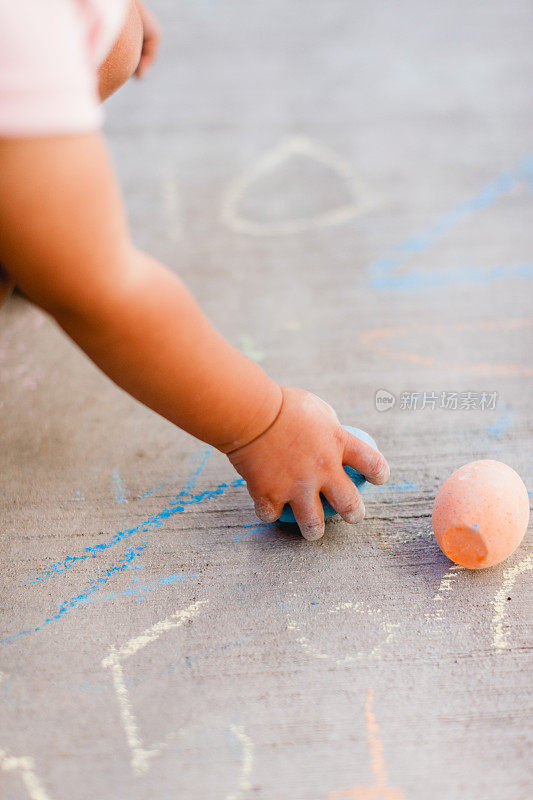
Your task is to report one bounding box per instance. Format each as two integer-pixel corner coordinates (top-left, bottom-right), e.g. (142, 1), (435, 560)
(227, 387), (390, 541)
(135, 2), (161, 78)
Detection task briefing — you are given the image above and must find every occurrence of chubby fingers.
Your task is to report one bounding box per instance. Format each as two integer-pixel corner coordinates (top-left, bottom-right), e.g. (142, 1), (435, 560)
(254, 497), (283, 524)
(254, 492), (326, 541)
(290, 494), (325, 541)
(323, 473), (365, 524)
(343, 431), (390, 485)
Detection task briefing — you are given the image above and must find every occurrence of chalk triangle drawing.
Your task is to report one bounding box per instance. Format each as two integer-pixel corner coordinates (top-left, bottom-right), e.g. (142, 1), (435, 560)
(286, 598), (399, 665)
(370, 155), (533, 290)
(221, 135), (374, 235)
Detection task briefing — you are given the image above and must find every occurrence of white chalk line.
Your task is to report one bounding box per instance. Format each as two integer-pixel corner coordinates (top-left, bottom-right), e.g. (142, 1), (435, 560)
(287, 600), (399, 666)
(383, 527), (433, 543)
(424, 565), (463, 624)
(102, 600), (208, 775)
(491, 554), (533, 650)
(0, 748), (52, 800)
(221, 135), (375, 235)
(161, 172), (183, 246)
(225, 724), (254, 800)
(422, 549), (532, 654)
(288, 536), (530, 663)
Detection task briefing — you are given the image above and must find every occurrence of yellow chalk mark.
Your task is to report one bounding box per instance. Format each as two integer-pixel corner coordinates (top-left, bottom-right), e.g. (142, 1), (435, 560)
(0, 749), (52, 800)
(492, 554), (533, 650)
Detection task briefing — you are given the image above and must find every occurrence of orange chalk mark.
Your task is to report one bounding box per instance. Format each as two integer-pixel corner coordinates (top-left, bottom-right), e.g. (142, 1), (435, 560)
(359, 318), (533, 378)
(328, 688), (406, 800)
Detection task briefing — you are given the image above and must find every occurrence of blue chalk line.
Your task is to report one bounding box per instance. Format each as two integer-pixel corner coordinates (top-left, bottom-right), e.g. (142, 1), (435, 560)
(2, 447), (246, 644)
(370, 155), (533, 290)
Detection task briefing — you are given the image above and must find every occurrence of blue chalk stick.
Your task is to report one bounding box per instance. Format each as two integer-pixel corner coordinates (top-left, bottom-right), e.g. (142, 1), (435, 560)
(278, 425), (378, 524)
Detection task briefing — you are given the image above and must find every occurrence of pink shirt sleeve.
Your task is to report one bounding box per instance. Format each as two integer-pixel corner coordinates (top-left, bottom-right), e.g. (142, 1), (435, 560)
(0, 0), (126, 137)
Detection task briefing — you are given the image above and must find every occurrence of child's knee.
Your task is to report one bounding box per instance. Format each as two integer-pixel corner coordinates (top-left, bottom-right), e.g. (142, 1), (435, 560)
(97, 0), (143, 101)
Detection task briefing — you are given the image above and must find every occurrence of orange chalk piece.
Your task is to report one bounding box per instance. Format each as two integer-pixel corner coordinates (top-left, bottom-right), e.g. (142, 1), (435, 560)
(432, 460), (530, 569)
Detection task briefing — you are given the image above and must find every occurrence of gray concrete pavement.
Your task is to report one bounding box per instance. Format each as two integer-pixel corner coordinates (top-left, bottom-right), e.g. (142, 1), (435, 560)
(1, 1), (532, 798)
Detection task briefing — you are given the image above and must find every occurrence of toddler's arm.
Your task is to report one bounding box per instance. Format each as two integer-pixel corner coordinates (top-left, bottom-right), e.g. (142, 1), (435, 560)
(0, 133), (389, 539)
